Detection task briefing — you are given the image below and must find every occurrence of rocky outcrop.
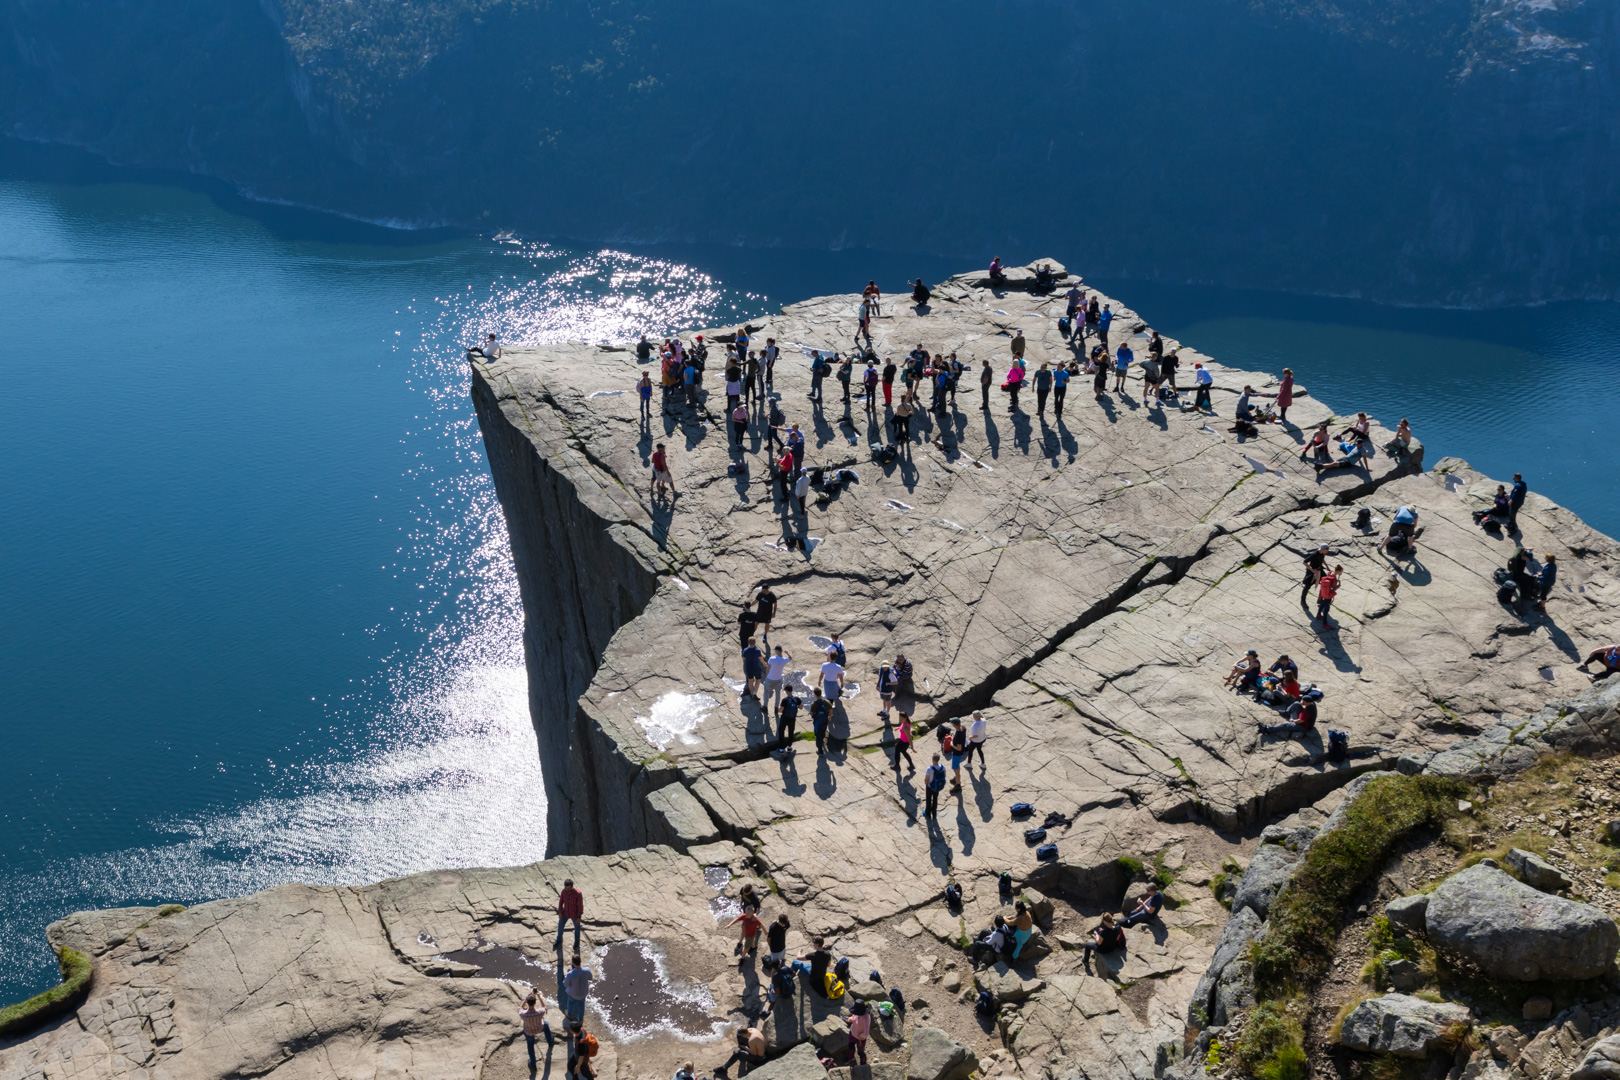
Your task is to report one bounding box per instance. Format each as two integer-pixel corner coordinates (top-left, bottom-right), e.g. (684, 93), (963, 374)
(5, 264), (1620, 1080)
(1425, 864), (1619, 982)
(905, 1027), (977, 1080)
(1338, 993), (1472, 1059)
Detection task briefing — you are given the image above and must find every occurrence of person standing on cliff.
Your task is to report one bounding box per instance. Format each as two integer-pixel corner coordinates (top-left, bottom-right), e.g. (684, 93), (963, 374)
(964, 711), (988, 769)
(776, 685), (802, 749)
(763, 645), (791, 715)
(980, 360), (993, 411)
(741, 637), (766, 701)
(562, 953), (593, 1024)
(882, 357), (897, 407)
(1276, 368), (1295, 424)
(754, 586), (778, 641)
(518, 991), (555, 1066)
(1113, 342), (1133, 393)
(1315, 564), (1342, 627)
(1052, 362), (1070, 419)
(863, 279), (882, 317)
(763, 338), (779, 388)
(1034, 362), (1053, 418)
(1300, 544), (1332, 611)
(1192, 363), (1213, 411)
(556, 880), (584, 950)
(891, 712), (914, 774)
(924, 754), (946, 818)
(1098, 305), (1114, 349)
(863, 360), (879, 416)
(1509, 473), (1528, 533)
(636, 372), (653, 426)
(794, 469), (811, 517)
(857, 299), (873, 347)
(651, 443), (675, 499)
(738, 602), (760, 649)
(809, 687), (832, 755)
(819, 648), (845, 703)
(787, 423), (805, 475)
(744, 350), (762, 406)
(1010, 329), (1026, 365)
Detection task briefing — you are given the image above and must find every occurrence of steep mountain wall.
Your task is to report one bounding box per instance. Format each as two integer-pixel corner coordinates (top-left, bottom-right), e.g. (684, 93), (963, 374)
(3, 0), (1617, 304)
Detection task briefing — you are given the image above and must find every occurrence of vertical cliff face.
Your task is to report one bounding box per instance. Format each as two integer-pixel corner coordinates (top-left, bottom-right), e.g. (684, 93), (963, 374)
(470, 365), (663, 855)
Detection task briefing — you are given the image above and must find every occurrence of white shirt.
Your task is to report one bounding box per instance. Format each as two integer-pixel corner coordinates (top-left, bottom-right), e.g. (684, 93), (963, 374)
(1195, 368), (1213, 386)
(795, 474), (810, 497)
(481, 337), (501, 358)
(820, 661), (844, 684)
(968, 717), (987, 744)
(766, 655), (792, 680)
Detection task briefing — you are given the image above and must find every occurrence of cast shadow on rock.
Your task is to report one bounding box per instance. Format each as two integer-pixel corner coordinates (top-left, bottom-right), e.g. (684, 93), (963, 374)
(778, 752), (806, 797)
(813, 753), (837, 801)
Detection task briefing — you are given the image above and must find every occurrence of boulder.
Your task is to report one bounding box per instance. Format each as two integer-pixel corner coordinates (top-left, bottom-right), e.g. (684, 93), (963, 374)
(1606, 820), (1620, 845)
(906, 1026), (978, 1080)
(973, 963), (1045, 1003)
(1231, 842), (1301, 919)
(1572, 1033), (1620, 1080)
(1189, 905), (1263, 1027)
(1385, 894), (1429, 935)
(847, 980), (888, 1001)
(1338, 993), (1472, 1059)
(1019, 887), (1056, 930)
(811, 1016), (850, 1056)
(1503, 848), (1572, 893)
(870, 1009), (904, 1050)
(1212, 958), (1255, 1028)
(1523, 996), (1554, 1021)
(1385, 958), (1423, 992)
(749, 1043), (830, 1080)
(1426, 864), (1619, 981)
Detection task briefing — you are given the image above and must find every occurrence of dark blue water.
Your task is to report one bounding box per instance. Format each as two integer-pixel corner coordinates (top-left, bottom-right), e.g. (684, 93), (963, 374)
(0, 157), (1614, 1005)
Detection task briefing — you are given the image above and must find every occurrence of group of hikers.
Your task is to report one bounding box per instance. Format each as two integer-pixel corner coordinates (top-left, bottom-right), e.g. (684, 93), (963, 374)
(1225, 648), (1325, 739)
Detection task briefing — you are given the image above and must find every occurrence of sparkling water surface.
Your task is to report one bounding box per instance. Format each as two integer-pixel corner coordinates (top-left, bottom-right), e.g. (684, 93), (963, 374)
(0, 156), (1615, 1005)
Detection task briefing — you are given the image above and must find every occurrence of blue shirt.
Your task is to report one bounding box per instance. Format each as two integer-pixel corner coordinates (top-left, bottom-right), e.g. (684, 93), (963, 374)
(1511, 480), (1528, 508)
(1114, 346), (1133, 371)
(1054, 368), (1070, 387)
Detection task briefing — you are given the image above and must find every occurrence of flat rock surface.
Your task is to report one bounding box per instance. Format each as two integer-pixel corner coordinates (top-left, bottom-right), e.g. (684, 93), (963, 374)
(5, 263), (1620, 1080)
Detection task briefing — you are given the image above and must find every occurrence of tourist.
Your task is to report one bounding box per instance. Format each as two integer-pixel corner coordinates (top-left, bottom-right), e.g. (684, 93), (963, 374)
(809, 352), (827, 401)
(877, 660), (897, 720)
(1316, 564), (1342, 627)
(1381, 505), (1419, 555)
(819, 648), (845, 702)
(775, 450), (794, 505)
(562, 953), (593, 1024)
(979, 359), (994, 410)
(857, 298), (873, 346)
(1098, 305), (1114, 348)
(758, 648), (791, 716)
(766, 914), (790, 967)
(1066, 284), (1084, 329)
(1582, 644), (1620, 683)
(1085, 296), (1101, 341)
(882, 357), (897, 406)
(1300, 544), (1332, 609)
(651, 443), (676, 500)
(732, 402), (749, 448)
(1268, 654), (1298, 679)
(1011, 328), (1026, 363)
(971, 916), (1012, 964)
(794, 469), (811, 517)
(1298, 420), (1331, 466)
(738, 883), (762, 913)
(787, 423), (805, 474)
(726, 368), (744, 414)
(1276, 368), (1294, 423)
(964, 711), (987, 768)
(1120, 883), (1164, 929)
(1383, 417), (1412, 461)
(892, 712), (914, 773)
(1092, 351), (1109, 400)
(738, 602), (760, 649)
(1192, 362), (1213, 410)
(741, 637), (765, 700)
(949, 719), (967, 789)
(761, 962), (796, 1019)
(1011, 900), (1035, 959)
(912, 278), (931, 305)
(1535, 553), (1558, 612)
(863, 279), (882, 316)
(1260, 696), (1318, 738)
(809, 687), (832, 755)
(863, 361), (879, 415)
(924, 753), (946, 818)
(675, 1061), (696, 1080)
(1080, 913), (1126, 963)
(735, 328), (751, 369)
(776, 685), (802, 748)
(1140, 353), (1163, 403)
(846, 1001), (872, 1065)
(683, 359), (700, 407)
(714, 1026), (766, 1080)
(753, 585), (778, 640)
(988, 256), (1005, 283)
(893, 394), (915, 446)
(1034, 361), (1053, 417)
(1224, 649), (1261, 691)
(1003, 361), (1025, 410)
(1162, 349), (1180, 391)
(567, 1020), (599, 1080)
(726, 906), (763, 957)
(891, 652), (915, 694)
(1113, 341), (1132, 393)
(1476, 484), (1512, 530)
(800, 936), (834, 997)
(556, 879), (584, 949)
(1509, 473), (1528, 533)
(637, 371), (653, 421)
(518, 992), (555, 1066)
(837, 355), (854, 406)
(763, 338), (779, 386)
(1052, 362), (1070, 418)
(472, 332), (502, 360)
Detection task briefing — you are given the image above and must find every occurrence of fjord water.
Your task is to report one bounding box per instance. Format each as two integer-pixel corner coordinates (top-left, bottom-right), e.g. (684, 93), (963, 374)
(0, 169), (1615, 1005)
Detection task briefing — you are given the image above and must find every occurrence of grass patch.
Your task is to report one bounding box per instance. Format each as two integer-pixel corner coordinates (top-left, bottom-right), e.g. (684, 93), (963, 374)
(1232, 999), (1307, 1080)
(0, 947), (93, 1038)
(157, 904), (185, 917)
(1150, 851), (1176, 888)
(1116, 855), (1144, 879)
(1250, 773), (1467, 998)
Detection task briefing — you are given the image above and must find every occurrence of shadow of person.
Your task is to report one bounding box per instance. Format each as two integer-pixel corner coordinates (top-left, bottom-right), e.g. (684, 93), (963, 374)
(1313, 624), (1361, 673)
(1390, 555), (1432, 586)
(969, 769), (994, 822)
(1010, 410), (1032, 455)
(954, 796), (976, 855)
(778, 750), (806, 796)
(1098, 396), (1118, 424)
(984, 412), (1001, 459)
(813, 753), (837, 800)
(741, 696), (770, 750)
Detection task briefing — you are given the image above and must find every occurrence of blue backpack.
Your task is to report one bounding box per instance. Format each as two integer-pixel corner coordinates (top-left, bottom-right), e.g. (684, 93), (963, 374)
(1035, 844), (1059, 861)
(1010, 803), (1035, 818)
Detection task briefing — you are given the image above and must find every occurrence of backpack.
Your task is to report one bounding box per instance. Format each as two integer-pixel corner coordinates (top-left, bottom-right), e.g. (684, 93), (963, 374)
(1300, 685), (1324, 702)
(824, 973), (846, 999)
(1035, 844), (1059, 860)
(833, 957), (851, 982)
(1327, 729), (1349, 763)
(1023, 828), (1047, 845)
(888, 986), (906, 1012)
(1353, 508), (1372, 529)
(943, 883), (963, 907)
(927, 766), (946, 791)
(975, 990), (997, 1015)
(769, 405), (785, 427)
(868, 970), (882, 985)
(999, 872), (1014, 898)
(579, 1033), (599, 1059)
(1058, 316), (1071, 337)
(834, 642), (847, 667)
(773, 968), (796, 999)
(1010, 803), (1035, 819)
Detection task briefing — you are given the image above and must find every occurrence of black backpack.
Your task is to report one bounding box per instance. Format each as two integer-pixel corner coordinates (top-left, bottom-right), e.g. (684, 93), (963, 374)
(1023, 828), (1047, 845)
(999, 872), (1014, 898)
(773, 968), (795, 999)
(1036, 844), (1059, 860)
(1327, 729), (1349, 762)
(1010, 803), (1035, 819)
(975, 990), (997, 1015)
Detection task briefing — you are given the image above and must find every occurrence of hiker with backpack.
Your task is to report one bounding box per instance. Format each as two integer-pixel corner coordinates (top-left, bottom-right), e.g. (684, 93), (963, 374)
(775, 686), (802, 750)
(798, 937), (834, 997)
(567, 1021), (599, 1080)
(809, 688), (832, 755)
(924, 754), (947, 818)
(760, 960), (796, 1019)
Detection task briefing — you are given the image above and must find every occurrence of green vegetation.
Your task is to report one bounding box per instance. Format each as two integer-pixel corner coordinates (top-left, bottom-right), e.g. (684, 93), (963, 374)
(157, 904), (186, 918)
(0, 947), (93, 1039)
(1116, 855), (1144, 879)
(1150, 851), (1176, 889)
(1251, 774), (1466, 997)
(1232, 999), (1308, 1080)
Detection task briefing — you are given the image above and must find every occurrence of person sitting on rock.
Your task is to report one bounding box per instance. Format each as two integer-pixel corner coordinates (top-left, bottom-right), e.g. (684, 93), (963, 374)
(1223, 650), (1261, 691)
(1380, 504), (1420, 555)
(1581, 644), (1620, 683)
(1267, 654), (1298, 680)
(1259, 697), (1317, 739)
(1079, 914), (1126, 963)
(1382, 417), (1413, 461)
(988, 256), (1005, 283)
(1474, 484), (1512, 529)
(760, 961), (796, 1019)
(1011, 900), (1036, 960)
(891, 653), (915, 695)
(797, 936), (834, 997)
(674, 1061), (696, 1080)
(714, 1026), (766, 1079)
(970, 916), (1011, 964)
(1120, 882), (1164, 929)
(912, 278), (931, 306)
(1299, 420), (1332, 465)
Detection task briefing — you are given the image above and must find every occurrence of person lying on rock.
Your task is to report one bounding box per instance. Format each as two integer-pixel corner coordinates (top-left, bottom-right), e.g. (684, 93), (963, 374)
(1121, 882), (1164, 929)
(713, 1026), (766, 1079)
(1223, 650), (1261, 691)
(1079, 913), (1126, 963)
(1581, 644), (1620, 683)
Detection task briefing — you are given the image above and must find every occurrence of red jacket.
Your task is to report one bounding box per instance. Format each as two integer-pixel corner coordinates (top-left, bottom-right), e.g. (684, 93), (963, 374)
(558, 887), (583, 920)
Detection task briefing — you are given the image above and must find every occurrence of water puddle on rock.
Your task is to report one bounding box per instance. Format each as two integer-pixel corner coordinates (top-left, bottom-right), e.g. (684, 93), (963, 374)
(635, 691), (719, 750)
(437, 940), (552, 985)
(592, 940), (722, 1041)
(706, 866), (742, 923)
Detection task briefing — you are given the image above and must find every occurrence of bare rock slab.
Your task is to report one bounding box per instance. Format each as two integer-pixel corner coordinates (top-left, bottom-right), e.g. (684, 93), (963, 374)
(1425, 863), (1619, 981)
(750, 1043), (831, 1080)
